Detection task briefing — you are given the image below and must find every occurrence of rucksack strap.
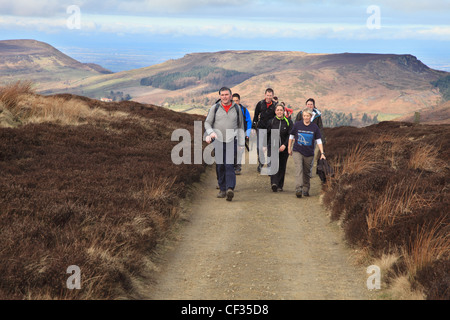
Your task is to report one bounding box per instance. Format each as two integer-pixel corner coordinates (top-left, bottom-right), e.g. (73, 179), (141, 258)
(213, 103), (241, 128)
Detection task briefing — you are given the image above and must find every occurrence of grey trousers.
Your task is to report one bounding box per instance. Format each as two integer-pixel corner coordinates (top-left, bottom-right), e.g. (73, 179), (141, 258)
(293, 151), (314, 192)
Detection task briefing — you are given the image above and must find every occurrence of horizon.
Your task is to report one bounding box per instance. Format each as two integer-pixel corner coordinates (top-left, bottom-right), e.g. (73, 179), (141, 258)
(0, 0), (449, 72)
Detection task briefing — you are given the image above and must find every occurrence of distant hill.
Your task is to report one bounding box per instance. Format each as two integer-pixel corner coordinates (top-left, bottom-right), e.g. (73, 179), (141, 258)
(1, 40), (449, 121)
(41, 49), (448, 121)
(394, 100), (450, 124)
(0, 39), (112, 91)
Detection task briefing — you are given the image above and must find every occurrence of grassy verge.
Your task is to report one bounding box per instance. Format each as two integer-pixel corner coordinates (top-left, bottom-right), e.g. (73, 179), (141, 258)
(0, 82), (206, 299)
(322, 122), (449, 299)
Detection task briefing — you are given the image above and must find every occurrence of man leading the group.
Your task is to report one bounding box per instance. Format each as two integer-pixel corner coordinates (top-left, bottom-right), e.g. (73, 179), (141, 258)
(205, 87), (245, 201)
(252, 88), (277, 173)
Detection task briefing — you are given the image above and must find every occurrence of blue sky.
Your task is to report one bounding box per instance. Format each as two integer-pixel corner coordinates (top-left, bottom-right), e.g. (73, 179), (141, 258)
(0, 0), (449, 72)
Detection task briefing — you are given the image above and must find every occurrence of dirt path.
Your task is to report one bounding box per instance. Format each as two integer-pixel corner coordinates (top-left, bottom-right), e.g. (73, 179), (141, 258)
(146, 150), (375, 300)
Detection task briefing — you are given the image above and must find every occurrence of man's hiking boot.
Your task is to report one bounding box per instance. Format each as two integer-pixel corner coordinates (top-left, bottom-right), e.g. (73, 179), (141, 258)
(226, 188), (234, 201)
(271, 184), (278, 192)
(303, 191), (310, 197)
(217, 190), (226, 198)
(296, 189), (302, 198)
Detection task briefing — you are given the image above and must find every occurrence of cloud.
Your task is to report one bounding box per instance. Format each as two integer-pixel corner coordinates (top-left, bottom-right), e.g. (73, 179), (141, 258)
(0, 0), (448, 26)
(0, 0), (448, 42)
(1, 10), (449, 42)
(0, 0), (255, 17)
(0, 0), (67, 17)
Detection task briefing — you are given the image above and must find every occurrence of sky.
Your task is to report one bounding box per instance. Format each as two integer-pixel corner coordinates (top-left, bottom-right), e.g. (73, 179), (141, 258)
(0, 0), (449, 72)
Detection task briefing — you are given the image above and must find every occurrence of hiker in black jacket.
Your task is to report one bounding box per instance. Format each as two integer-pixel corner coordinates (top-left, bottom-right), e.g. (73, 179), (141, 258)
(267, 104), (293, 192)
(252, 88), (277, 173)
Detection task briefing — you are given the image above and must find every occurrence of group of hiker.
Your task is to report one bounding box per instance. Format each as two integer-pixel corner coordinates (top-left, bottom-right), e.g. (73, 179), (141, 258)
(204, 87), (326, 202)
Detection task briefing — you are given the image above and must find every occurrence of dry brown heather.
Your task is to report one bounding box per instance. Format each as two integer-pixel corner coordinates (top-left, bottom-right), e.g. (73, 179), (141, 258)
(322, 122), (450, 300)
(0, 82), (206, 299)
(1, 82), (449, 300)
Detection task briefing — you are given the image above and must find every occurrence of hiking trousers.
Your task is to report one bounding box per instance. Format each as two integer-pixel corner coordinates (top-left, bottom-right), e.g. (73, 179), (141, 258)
(215, 140), (236, 191)
(270, 151), (289, 189)
(293, 151), (314, 192)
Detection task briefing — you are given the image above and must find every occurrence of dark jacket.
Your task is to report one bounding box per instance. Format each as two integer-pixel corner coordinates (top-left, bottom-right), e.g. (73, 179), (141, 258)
(295, 108), (326, 144)
(267, 116), (293, 154)
(316, 158), (334, 183)
(252, 99), (277, 130)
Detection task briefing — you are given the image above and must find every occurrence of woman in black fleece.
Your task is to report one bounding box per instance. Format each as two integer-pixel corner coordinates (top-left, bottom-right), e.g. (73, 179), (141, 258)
(267, 104), (293, 192)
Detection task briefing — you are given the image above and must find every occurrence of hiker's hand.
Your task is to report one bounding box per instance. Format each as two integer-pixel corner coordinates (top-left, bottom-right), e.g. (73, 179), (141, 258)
(320, 153), (326, 160)
(279, 145), (286, 152)
(206, 133), (217, 144)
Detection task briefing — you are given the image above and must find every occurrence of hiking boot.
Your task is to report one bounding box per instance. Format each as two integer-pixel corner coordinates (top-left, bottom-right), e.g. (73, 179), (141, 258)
(278, 187), (283, 192)
(271, 184), (278, 192)
(303, 191), (310, 197)
(257, 165), (261, 173)
(226, 188), (234, 201)
(217, 190), (226, 198)
(296, 189), (302, 198)
(235, 170), (241, 175)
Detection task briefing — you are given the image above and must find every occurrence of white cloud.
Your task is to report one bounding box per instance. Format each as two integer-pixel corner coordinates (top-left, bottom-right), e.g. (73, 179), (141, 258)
(0, 0), (67, 17)
(1, 11), (449, 42)
(0, 0), (449, 42)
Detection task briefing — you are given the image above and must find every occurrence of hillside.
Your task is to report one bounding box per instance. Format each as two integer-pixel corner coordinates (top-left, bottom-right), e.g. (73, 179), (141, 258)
(394, 101), (450, 124)
(0, 39), (112, 91)
(0, 83), (206, 299)
(1, 82), (448, 300)
(1, 40), (449, 122)
(39, 49), (449, 121)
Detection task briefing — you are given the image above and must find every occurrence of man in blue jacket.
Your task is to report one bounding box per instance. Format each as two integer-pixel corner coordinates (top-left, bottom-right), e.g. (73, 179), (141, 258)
(232, 93), (252, 175)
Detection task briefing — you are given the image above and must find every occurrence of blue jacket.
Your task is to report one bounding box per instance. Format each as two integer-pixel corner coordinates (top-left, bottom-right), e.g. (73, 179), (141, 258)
(239, 104), (252, 137)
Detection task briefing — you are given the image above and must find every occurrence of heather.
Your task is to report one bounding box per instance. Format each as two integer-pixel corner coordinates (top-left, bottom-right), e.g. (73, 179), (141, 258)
(0, 85), (206, 299)
(322, 121), (450, 299)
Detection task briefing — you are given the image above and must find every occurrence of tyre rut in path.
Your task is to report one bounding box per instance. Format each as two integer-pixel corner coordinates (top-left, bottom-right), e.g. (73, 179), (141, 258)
(147, 154), (374, 300)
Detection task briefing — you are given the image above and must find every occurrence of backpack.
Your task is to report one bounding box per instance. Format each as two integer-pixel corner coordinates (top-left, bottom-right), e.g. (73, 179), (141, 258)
(213, 103), (241, 128)
(316, 158), (334, 183)
(268, 115), (290, 129)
